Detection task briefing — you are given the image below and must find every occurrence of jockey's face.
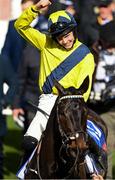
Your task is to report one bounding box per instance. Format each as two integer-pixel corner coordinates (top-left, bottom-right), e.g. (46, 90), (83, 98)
(56, 31), (75, 50)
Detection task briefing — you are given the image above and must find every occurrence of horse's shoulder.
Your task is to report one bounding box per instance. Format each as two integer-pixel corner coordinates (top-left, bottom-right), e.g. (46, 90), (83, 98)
(87, 108), (108, 138)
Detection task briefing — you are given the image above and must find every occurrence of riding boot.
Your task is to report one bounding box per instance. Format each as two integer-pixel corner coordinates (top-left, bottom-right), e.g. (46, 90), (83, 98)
(24, 148), (39, 179)
(20, 136), (38, 167)
(21, 136), (39, 179)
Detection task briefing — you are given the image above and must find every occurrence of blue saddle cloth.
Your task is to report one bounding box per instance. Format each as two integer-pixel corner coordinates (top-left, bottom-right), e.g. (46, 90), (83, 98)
(87, 120), (107, 151)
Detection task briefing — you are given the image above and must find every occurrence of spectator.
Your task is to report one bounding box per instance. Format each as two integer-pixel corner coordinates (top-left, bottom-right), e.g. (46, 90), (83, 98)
(1, 0), (49, 73)
(91, 0), (115, 85)
(97, 0), (114, 26)
(0, 55), (16, 179)
(1, 18), (25, 73)
(12, 43), (40, 134)
(77, 0), (99, 48)
(1, 0), (38, 73)
(0, 18), (16, 180)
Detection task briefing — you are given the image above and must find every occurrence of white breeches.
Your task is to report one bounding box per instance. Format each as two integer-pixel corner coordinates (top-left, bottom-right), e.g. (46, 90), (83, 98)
(24, 94), (58, 141)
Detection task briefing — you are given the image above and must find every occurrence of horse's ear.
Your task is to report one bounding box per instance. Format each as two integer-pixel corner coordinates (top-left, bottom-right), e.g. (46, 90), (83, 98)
(54, 80), (65, 95)
(78, 76), (89, 95)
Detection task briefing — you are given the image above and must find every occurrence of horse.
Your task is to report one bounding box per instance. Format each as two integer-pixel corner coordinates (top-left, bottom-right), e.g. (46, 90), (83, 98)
(24, 76), (108, 179)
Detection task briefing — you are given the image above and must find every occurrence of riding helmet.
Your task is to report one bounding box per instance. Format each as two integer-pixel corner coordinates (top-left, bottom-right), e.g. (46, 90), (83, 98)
(48, 10), (77, 37)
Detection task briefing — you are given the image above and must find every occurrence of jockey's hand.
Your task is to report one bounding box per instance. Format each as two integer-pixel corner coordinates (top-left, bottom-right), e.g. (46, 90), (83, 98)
(34, 0), (52, 13)
(12, 108), (24, 120)
(91, 174), (104, 180)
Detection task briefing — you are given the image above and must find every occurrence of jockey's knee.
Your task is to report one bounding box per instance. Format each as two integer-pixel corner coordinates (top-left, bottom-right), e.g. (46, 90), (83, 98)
(22, 136), (38, 152)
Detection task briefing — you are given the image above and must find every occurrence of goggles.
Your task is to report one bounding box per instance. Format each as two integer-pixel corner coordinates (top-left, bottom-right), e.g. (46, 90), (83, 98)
(49, 22), (74, 34)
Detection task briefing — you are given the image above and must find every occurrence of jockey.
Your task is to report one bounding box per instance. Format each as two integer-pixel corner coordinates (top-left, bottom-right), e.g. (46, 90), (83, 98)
(14, 0), (107, 178)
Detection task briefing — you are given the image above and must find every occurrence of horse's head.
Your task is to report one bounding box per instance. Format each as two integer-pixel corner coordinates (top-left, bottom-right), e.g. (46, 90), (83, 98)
(55, 76), (89, 152)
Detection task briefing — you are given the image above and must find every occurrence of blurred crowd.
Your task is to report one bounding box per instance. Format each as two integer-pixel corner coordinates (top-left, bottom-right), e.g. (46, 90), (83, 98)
(0, 0), (115, 179)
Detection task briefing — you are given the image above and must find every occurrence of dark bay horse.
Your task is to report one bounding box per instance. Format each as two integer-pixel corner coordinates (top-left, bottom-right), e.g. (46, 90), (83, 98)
(25, 76), (108, 179)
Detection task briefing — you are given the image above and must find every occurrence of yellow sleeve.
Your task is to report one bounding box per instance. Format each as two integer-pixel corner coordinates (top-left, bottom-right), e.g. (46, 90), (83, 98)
(84, 53), (95, 102)
(14, 5), (46, 50)
(78, 53), (95, 102)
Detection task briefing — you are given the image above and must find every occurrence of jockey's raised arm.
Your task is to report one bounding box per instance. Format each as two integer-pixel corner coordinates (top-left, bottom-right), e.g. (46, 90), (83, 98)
(14, 0), (52, 50)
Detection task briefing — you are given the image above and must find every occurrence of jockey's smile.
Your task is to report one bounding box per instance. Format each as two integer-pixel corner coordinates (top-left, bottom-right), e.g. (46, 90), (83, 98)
(56, 31), (75, 50)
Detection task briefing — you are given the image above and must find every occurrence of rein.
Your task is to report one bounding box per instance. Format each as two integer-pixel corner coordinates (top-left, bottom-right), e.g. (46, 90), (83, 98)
(59, 143), (86, 179)
(28, 100), (50, 117)
(63, 148), (79, 179)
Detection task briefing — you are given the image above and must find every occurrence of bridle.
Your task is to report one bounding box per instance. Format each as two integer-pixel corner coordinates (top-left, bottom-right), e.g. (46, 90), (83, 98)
(57, 94), (88, 178)
(57, 94), (88, 146)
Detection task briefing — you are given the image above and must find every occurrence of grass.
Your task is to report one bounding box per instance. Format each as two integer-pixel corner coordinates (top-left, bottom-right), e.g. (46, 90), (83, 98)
(3, 116), (115, 179)
(113, 151), (115, 179)
(3, 116), (23, 179)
